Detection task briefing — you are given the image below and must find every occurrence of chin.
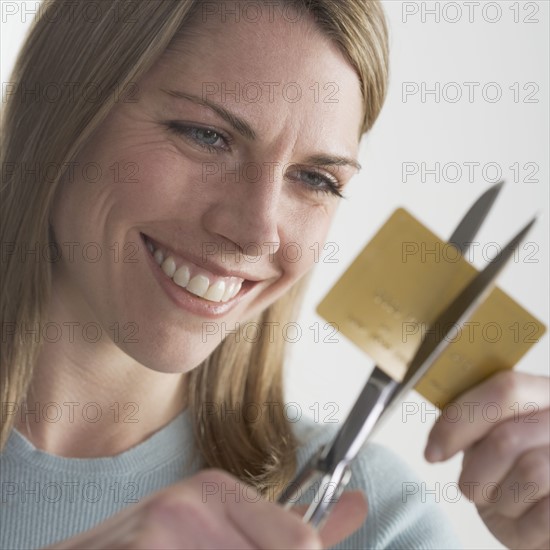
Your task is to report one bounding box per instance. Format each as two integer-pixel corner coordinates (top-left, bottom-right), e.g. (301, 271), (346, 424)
(114, 327), (217, 375)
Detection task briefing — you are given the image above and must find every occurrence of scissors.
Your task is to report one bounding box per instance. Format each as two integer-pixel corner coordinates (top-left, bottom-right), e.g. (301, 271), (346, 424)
(277, 180), (537, 529)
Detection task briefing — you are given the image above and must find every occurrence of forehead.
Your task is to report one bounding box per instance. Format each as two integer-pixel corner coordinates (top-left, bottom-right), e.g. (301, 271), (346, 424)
(144, 6), (364, 145)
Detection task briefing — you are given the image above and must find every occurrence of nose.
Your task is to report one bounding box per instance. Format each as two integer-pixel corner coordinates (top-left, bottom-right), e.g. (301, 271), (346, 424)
(201, 163), (282, 257)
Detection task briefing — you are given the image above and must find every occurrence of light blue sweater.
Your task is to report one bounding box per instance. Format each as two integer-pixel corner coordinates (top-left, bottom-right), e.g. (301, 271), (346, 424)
(0, 410), (462, 549)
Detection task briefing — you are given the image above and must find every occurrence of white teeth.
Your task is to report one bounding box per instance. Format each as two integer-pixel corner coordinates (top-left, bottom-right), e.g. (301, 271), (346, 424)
(161, 256), (177, 278)
(154, 249), (164, 266)
(146, 237), (246, 303)
(231, 281), (242, 299)
(173, 265), (190, 288)
(204, 280), (226, 302)
(186, 275), (210, 298)
(221, 282), (236, 302)
(221, 281), (241, 302)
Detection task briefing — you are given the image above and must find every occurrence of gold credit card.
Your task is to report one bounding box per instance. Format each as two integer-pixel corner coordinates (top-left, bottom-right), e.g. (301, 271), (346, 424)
(317, 208), (546, 408)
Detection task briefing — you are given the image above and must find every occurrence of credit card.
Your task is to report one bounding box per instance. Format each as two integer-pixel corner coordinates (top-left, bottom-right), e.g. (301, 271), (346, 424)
(317, 208), (546, 407)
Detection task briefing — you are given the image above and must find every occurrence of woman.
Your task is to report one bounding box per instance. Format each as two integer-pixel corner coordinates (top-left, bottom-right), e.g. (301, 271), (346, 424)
(1, 0), (548, 548)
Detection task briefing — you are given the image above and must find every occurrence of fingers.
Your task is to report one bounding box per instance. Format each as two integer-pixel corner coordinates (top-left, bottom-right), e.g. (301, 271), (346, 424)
(46, 470), (368, 550)
(483, 446), (550, 519)
(480, 497), (550, 550)
(145, 493), (255, 549)
(458, 409), (550, 507)
(227, 488), (322, 550)
(178, 469), (320, 550)
(317, 490), (369, 549)
(45, 499), (146, 549)
(513, 498), (550, 550)
(237, 489), (368, 549)
(427, 371), (550, 550)
(426, 371), (550, 462)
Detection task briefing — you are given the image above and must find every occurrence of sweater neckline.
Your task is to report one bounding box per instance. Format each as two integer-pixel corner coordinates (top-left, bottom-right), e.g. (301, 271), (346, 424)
(3, 409), (193, 475)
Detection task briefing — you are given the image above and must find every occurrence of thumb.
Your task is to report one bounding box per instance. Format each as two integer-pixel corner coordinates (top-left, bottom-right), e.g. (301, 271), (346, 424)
(291, 490), (368, 549)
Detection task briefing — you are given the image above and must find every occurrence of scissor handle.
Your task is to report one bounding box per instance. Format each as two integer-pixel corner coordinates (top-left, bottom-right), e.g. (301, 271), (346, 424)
(278, 446), (353, 529)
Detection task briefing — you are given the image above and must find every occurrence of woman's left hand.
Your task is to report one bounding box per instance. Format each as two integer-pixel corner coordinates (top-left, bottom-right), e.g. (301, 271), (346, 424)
(425, 370), (549, 550)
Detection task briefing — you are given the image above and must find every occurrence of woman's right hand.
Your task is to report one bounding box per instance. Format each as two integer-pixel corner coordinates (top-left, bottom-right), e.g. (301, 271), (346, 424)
(45, 469), (368, 549)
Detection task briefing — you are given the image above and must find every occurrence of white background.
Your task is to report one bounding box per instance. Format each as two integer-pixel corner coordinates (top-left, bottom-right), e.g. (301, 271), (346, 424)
(2, 1), (548, 549)
(286, 2), (549, 549)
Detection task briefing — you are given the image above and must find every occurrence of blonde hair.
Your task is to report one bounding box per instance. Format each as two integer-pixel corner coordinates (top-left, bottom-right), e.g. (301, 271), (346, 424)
(0, 0), (389, 498)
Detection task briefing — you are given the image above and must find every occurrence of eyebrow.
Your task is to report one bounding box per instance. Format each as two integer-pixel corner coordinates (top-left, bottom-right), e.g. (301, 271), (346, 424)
(306, 154), (362, 173)
(162, 88), (256, 140)
(161, 88), (362, 172)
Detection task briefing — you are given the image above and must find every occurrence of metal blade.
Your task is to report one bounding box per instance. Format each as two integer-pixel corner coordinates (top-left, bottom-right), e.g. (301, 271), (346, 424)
(384, 215), (537, 413)
(449, 180), (504, 254)
(318, 368), (399, 469)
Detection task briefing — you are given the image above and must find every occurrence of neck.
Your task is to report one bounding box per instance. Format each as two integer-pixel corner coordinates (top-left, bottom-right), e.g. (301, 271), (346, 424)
(13, 283), (188, 459)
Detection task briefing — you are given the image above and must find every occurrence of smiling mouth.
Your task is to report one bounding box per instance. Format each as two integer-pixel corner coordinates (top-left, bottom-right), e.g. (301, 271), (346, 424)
(141, 233), (256, 304)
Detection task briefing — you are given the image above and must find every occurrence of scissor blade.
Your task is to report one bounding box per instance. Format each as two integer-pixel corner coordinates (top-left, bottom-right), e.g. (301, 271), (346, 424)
(318, 368), (399, 469)
(386, 215), (537, 410)
(449, 181), (504, 254)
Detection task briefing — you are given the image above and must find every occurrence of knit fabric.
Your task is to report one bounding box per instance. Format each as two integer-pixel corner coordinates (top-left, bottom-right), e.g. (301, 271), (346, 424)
(0, 409), (462, 549)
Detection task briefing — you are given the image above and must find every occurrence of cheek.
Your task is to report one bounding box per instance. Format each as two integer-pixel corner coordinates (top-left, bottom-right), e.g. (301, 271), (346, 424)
(277, 205), (334, 278)
(54, 131), (203, 236)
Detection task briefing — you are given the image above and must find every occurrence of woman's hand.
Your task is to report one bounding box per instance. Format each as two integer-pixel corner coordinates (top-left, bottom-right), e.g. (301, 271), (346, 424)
(45, 469), (368, 549)
(425, 371), (550, 550)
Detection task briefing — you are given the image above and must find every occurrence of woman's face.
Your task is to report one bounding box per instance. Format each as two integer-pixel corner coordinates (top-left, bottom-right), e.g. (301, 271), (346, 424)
(50, 8), (363, 373)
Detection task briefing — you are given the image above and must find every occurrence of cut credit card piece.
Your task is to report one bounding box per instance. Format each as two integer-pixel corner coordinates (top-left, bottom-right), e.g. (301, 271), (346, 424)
(317, 208), (546, 408)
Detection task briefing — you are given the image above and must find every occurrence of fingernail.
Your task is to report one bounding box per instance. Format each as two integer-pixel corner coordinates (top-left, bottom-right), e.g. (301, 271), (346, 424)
(425, 442), (443, 463)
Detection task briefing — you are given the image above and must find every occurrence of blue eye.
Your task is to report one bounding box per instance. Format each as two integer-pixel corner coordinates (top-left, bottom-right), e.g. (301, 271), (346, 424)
(291, 168), (345, 198)
(303, 171), (334, 188)
(187, 127), (223, 146)
(166, 122), (229, 152)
